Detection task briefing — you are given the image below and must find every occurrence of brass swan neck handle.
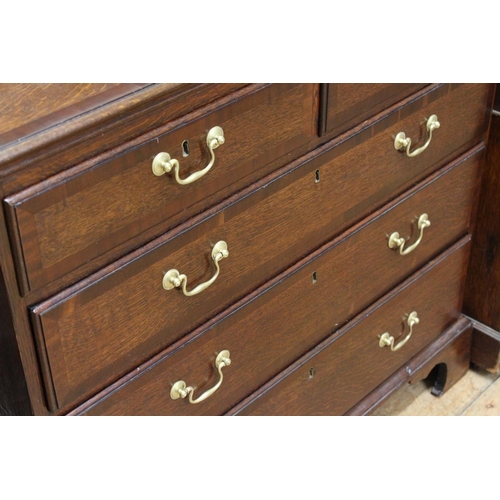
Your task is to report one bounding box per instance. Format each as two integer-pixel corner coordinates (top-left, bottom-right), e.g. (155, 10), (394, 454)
(163, 241), (229, 297)
(379, 312), (420, 352)
(394, 115), (440, 157)
(170, 350), (231, 404)
(388, 214), (430, 255)
(152, 126), (225, 184)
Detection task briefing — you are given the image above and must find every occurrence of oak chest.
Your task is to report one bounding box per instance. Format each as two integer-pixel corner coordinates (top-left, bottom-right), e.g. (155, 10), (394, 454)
(0, 83), (494, 415)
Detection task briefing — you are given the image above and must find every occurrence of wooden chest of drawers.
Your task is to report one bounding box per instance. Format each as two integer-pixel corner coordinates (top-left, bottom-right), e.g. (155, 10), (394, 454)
(0, 83), (495, 416)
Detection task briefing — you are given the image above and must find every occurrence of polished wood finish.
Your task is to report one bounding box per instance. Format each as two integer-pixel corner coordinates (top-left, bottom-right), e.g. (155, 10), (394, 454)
(8, 83), (489, 303)
(319, 83), (427, 137)
(6, 84), (317, 293)
(0, 84), (248, 194)
(0, 199), (49, 415)
(464, 107), (500, 373)
(0, 84), (150, 147)
(0, 83), (493, 416)
(33, 143), (483, 412)
(73, 236), (470, 415)
(0, 83), (251, 416)
(347, 316), (473, 415)
(231, 240), (470, 416)
(304, 84), (488, 253)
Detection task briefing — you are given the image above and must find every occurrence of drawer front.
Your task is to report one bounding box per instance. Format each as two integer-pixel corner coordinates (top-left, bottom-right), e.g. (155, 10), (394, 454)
(69, 148), (476, 414)
(6, 84), (317, 293)
(234, 238), (470, 416)
(33, 127), (483, 413)
(308, 83), (489, 242)
(320, 83), (427, 136)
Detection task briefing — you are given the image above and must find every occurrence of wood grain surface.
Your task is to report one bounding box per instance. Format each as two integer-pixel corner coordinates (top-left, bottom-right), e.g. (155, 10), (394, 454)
(464, 111), (500, 372)
(232, 239), (470, 416)
(0, 200), (49, 415)
(0, 84), (149, 147)
(7, 83), (490, 298)
(6, 84), (317, 293)
(0, 83), (493, 416)
(354, 316), (473, 415)
(35, 144), (485, 412)
(0, 84), (249, 193)
(320, 83), (427, 136)
(0, 84), (251, 416)
(68, 187), (473, 416)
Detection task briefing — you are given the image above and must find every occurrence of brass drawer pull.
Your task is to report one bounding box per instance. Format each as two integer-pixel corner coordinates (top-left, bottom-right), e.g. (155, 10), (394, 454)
(170, 350), (231, 404)
(163, 241), (229, 296)
(388, 214), (430, 255)
(394, 115), (440, 157)
(152, 126), (225, 184)
(379, 312), (419, 351)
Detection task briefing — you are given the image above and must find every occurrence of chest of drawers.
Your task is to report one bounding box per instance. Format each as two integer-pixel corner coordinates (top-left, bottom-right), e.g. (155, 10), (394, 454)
(0, 83), (495, 416)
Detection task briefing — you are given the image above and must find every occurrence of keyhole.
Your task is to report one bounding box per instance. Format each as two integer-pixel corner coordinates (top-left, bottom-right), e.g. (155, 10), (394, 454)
(309, 367), (315, 379)
(312, 271), (317, 284)
(315, 169), (320, 183)
(182, 140), (190, 157)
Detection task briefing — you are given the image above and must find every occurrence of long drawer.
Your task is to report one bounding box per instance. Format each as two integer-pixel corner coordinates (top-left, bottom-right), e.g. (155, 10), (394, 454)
(77, 238), (470, 416)
(32, 138), (482, 412)
(64, 142), (477, 414)
(6, 84), (492, 296)
(231, 238), (471, 416)
(6, 84), (317, 293)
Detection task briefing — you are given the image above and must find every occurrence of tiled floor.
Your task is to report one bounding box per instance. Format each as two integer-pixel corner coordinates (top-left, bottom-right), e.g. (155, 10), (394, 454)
(372, 366), (500, 416)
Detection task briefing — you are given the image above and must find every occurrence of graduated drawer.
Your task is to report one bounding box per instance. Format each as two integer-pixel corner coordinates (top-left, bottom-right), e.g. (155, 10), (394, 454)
(320, 83), (427, 136)
(35, 147), (481, 412)
(66, 153), (478, 415)
(6, 84), (317, 293)
(232, 238), (470, 416)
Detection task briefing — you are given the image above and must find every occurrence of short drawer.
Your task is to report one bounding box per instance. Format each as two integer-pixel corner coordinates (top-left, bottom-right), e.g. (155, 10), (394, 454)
(232, 238), (470, 416)
(6, 84), (317, 293)
(67, 157), (474, 415)
(320, 83), (428, 137)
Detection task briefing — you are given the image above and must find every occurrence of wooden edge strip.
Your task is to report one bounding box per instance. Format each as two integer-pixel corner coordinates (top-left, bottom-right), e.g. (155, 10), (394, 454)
(318, 84), (329, 136)
(1, 201), (30, 294)
(463, 315), (500, 342)
(28, 312), (58, 412)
